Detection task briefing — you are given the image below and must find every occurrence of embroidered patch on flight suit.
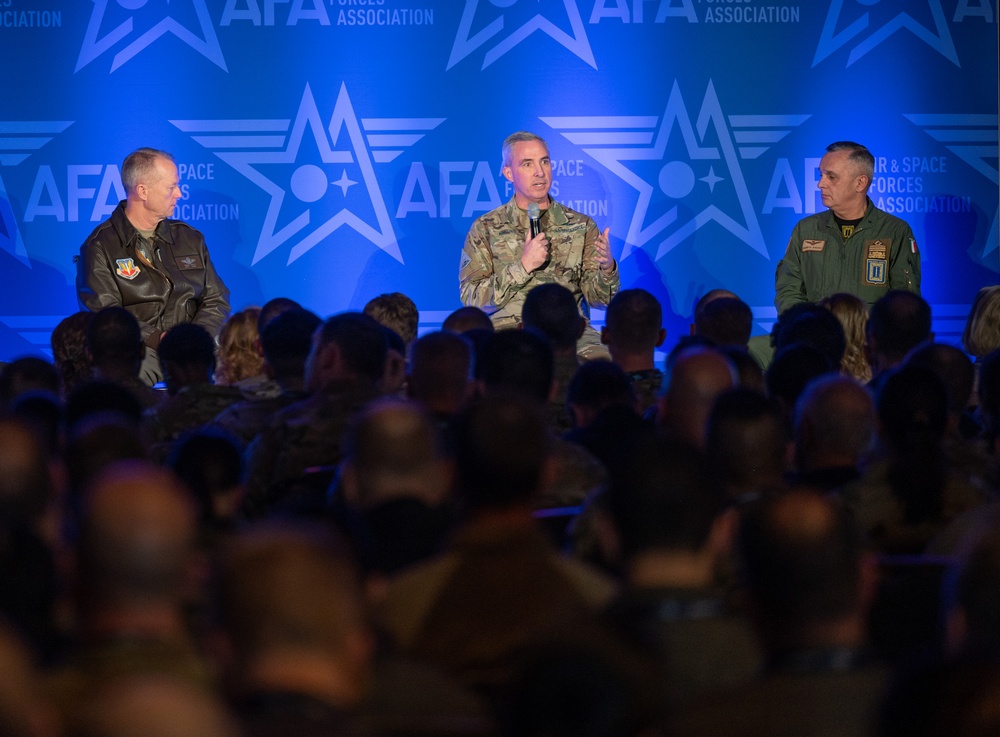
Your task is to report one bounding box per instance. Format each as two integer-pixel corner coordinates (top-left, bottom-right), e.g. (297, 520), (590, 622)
(175, 254), (204, 271)
(864, 239), (889, 285)
(115, 258), (140, 280)
(802, 240), (825, 252)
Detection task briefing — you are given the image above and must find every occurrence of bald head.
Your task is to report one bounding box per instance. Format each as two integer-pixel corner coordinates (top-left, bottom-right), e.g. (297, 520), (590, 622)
(793, 375), (876, 472)
(659, 348), (736, 449)
(78, 461), (196, 605)
(342, 398), (449, 508)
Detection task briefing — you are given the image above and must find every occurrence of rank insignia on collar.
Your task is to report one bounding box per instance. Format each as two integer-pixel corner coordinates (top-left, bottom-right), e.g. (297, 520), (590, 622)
(115, 258), (140, 280)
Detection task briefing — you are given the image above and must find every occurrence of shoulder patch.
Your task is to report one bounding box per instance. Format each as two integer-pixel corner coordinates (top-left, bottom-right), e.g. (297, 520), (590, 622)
(175, 254), (204, 271)
(115, 258), (140, 280)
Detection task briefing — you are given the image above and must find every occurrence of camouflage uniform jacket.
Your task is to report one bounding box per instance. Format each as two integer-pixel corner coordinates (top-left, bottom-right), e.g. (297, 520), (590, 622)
(210, 389), (309, 447)
(243, 378), (380, 518)
(143, 383), (242, 461)
(459, 197), (619, 329)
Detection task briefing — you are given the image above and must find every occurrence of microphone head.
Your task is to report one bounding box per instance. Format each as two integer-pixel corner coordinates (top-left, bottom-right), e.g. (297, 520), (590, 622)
(527, 202), (541, 220)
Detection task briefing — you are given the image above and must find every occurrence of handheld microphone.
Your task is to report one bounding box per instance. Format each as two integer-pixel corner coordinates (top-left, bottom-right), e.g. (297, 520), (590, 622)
(527, 202), (541, 239)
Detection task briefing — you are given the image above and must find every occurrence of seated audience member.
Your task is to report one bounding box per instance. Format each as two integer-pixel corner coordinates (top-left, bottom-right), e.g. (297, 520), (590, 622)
(49, 462), (209, 724)
(522, 283), (585, 432)
(377, 325), (408, 397)
(865, 290), (932, 385)
(475, 329), (607, 508)
(706, 388), (789, 506)
(842, 365), (984, 554)
(338, 398), (456, 580)
(211, 307), (321, 447)
(601, 288), (665, 416)
(658, 346), (736, 450)
(821, 292), (872, 383)
(669, 490), (884, 737)
(0, 357), (60, 412)
(693, 292), (753, 349)
(364, 292), (419, 348)
(214, 307), (278, 399)
(719, 345), (766, 393)
(765, 344), (837, 431)
(905, 342), (979, 445)
(442, 305), (494, 335)
(771, 302), (847, 373)
(86, 307), (159, 409)
(243, 312), (386, 518)
(167, 427), (245, 540)
(790, 375), (877, 492)
(962, 285), (1000, 361)
(406, 331), (474, 438)
(605, 435), (762, 705)
(379, 395), (623, 702)
(142, 323), (241, 462)
(74, 674), (239, 737)
(947, 526), (1000, 655)
(0, 623), (58, 737)
(51, 312), (94, 398)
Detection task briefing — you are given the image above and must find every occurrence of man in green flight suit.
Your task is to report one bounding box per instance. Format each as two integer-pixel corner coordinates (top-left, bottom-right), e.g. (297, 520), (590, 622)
(774, 141), (921, 315)
(459, 131), (619, 360)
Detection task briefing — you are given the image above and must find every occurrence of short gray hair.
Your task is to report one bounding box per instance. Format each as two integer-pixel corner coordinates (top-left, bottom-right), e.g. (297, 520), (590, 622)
(826, 141), (874, 185)
(121, 147), (174, 192)
(501, 131), (547, 169)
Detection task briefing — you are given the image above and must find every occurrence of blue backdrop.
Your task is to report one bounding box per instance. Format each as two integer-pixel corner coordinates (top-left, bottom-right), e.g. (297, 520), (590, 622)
(1, 0), (996, 359)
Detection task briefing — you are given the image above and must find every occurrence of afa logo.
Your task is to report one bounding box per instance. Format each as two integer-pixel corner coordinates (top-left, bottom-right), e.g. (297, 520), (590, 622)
(543, 81), (808, 261)
(449, 0), (596, 70)
(906, 111), (1000, 260)
(77, 0), (226, 73)
(813, 0), (959, 67)
(173, 83), (444, 265)
(0, 121), (74, 265)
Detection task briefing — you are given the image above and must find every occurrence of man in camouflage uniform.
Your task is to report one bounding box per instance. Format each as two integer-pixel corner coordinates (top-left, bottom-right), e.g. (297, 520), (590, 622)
(601, 288), (666, 416)
(459, 131), (619, 360)
(242, 312), (386, 518)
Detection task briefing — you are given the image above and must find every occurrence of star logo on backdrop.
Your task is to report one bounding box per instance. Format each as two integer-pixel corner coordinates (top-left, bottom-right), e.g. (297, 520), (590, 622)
(77, 0), (226, 73)
(172, 83), (444, 265)
(905, 112), (999, 258)
(448, 0), (596, 70)
(0, 121), (74, 265)
(813, 0), (958, 67)
(543, 80), (809, 261)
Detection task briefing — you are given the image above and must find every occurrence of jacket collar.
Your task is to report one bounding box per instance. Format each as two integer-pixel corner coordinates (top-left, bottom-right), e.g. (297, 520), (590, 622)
(501, 196), (569, 227)
(110, 200), (176, 248)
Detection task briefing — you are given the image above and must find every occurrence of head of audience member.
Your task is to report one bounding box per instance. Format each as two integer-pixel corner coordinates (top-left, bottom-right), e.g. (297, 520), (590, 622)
(792, 375), (876, 479)
(475, 328), (554, 404)
(0, 624), (58, 737)
(340, 398), (454, 575)
(820, 292), (872, 383)
(565, 360), (636, 430)
(65, 380), (144, 432)
(904, 342), (975, 437)
(75, 461), (198, 635)
(978, 348), (1000, 445)
(601, 288), (665, 373)
(52, 312), (94, 397)
(377, 325), (408, 396)
(706, 388), (788, 505)
(658, 346), (736, 450)
(866, 290), (933, 379)
(214, 307), (263, 386)
(442, 305), (495, 335)
(258, 307), (321, 391)
(521, 283), (584, 357)
(0, 417), (56, 529)
(10, 390), (62, 458)
(454, 394), (550, 515)
(214, 526), (373, 709)
(73, 674), (238, 737)
(609, 434), (728, 588)
(950, 527), (1000, 654)
(256, 297), (301, 336)
(962, 285), (1000, 359)
(363, 292), (419, 348)
(167, 428), (244, 533)
(693, 294), (752, 348)
(0, 358), (60, 412)
(765, 344), (836, 428)
(772, 302), (846, 371)
(86, 307), (144, 383)
(157, 323), (216, 395)
(304, 312), (388, 393)
(407, 330), (473, 418)
(719, 345), (765, 393)
(738, 490), (874, 655)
